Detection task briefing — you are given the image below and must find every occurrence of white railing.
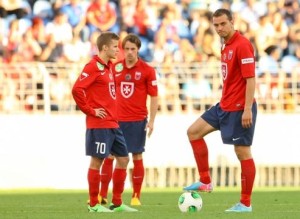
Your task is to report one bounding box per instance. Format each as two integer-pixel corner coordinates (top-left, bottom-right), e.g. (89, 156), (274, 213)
(1, 61), (300, 114)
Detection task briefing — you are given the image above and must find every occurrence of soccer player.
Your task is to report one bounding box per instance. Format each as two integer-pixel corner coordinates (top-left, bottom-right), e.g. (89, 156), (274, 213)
(72, 32), (137, 213)
(183, 9), (257, 213)
(99, 33), (158, 206)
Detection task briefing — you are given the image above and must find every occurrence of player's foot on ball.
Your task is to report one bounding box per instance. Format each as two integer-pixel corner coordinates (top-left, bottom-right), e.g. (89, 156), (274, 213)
(183, 181), (213, 192)
(109, 203), (138, 212)
(88, 204), (112, 213)
(87, 194), (108, 205)
(225, 202), (252, 212)
(130, 196), (141, 206)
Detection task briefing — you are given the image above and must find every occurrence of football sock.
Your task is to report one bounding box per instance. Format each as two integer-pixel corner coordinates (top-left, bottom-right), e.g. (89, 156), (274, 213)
(240, 158), (256, 207)
(190, 139), (211, 184)
(112, 168), (127, 206)
(100, 157), (114, 198)
(132, 159), (144, 198)
(87, 168), (100, 207)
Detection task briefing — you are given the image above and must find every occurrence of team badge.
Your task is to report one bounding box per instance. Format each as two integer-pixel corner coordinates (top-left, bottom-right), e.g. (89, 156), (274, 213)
(121, 82), (134, 98)
(115, 63), (123, 72)
(97, 62), (104, 71)
(109, 82), (116, 99)
(135, 71), (141, 80)
(80, 72), (89, 81)
(125, 74), (131, 81)
(228, 50), (233, 60)
(221, 62), (228, 80)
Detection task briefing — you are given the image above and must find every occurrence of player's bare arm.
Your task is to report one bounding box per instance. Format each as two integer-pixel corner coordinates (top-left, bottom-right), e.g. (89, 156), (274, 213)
(147, 96), (158, 137)
(242, 77), (255, 128)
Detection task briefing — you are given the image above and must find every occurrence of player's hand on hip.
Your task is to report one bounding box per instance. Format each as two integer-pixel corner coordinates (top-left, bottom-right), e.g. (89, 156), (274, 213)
(94, 108), (107, 118)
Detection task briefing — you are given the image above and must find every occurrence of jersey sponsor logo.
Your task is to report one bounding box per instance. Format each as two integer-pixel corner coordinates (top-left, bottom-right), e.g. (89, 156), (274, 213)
(135, 71), (141, 80)
(80, 72), (89, 80)
(221, 62), (228, 80)
(97, 62), (104, 71)
(109, 82), (116, 99)
(241, 58), (254, 64)
(115, 63), (123, 72)
(151, 80), (157, 86)
(121, 82), (134, 98)
(115, 73), (122, 77)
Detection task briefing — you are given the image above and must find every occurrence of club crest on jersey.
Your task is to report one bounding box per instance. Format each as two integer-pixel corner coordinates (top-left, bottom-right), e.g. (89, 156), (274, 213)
(80, 72), (89, 81)
(97, 62), (104, 71)
(135, 72), (141, 80)
(121, 82), (134, 98)
(125, 74), (131, 81)
(115, 63), (123, 72)
(228, 50), (233, 60)
(221, 62), (228, 80)
(109, 82), (116, 99)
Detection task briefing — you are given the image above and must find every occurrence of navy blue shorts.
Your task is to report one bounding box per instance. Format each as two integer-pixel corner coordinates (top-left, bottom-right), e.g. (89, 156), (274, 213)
(201, 102), (257, 146)
(119, 119), (147, 154)
(85, 128), (128, 158)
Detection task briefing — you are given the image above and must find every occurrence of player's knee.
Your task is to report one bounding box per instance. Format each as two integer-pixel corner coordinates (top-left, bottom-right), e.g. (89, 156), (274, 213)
(115, 156), (129, 168)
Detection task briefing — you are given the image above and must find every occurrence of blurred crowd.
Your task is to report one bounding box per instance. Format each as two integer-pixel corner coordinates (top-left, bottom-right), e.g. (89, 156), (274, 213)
(1, 0), (300, 113)
(0, 0), (299, 65)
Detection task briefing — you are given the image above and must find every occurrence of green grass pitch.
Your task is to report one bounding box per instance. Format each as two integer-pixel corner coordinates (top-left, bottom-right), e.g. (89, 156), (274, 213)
(0, 188), (299, 219)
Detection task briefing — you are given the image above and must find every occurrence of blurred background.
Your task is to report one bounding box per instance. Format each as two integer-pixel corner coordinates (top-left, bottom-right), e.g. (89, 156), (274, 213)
(0, 0), (299, 189)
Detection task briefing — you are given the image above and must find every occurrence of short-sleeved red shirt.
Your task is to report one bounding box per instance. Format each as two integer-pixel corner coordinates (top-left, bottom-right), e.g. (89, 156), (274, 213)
(220, 31), (256, 111)
(113, 59), (158, 121)
(72, 55), (118, 128)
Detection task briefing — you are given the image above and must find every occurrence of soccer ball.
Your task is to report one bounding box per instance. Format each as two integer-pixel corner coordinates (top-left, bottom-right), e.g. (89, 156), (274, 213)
(178, 191), (203, 213)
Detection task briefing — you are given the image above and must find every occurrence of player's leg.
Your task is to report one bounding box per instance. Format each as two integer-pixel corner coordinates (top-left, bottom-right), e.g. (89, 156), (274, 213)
(88, 157), (103, 207)
(225, 103), (257, 212)
(225, 146), (255, 212)
(131, 153), (144, 205)
(119, 120), (147, 205)
(99, 154), (115, 204)
(236, 146), (255, 206)
(86, 129), (114, 212)
(184, 106), (218, 192)
(109, 128), (138, 212)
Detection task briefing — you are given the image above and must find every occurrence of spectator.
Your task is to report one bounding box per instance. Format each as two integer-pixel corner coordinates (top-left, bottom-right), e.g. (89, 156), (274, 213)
(129, 0), (157, 42)
(254, 14), (276, 58)
(182, 72), (212, 111)
(45, 9), (73, 62)
(4, 19), (22, 62)
(18, 28), (42, 61)
(86, 0), (120, 36)
(257, 45), (281, 110)
(60, 0), (89, 42)
(288, 10), (300, 54)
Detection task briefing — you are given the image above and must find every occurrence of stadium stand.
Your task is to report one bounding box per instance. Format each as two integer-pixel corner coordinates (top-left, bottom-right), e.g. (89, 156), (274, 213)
(1, 0), (300, 114)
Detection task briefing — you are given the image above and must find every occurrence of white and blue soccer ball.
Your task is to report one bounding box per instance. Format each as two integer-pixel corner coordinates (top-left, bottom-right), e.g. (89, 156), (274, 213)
(178, 191), (203, 213)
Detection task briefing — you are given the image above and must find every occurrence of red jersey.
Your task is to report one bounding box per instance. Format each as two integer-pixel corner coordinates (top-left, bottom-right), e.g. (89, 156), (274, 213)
(72, 55), (118, 129)
(220, 31), (256, 111)
(87, 2), (116, 24)
(113, 59), (158, 121)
